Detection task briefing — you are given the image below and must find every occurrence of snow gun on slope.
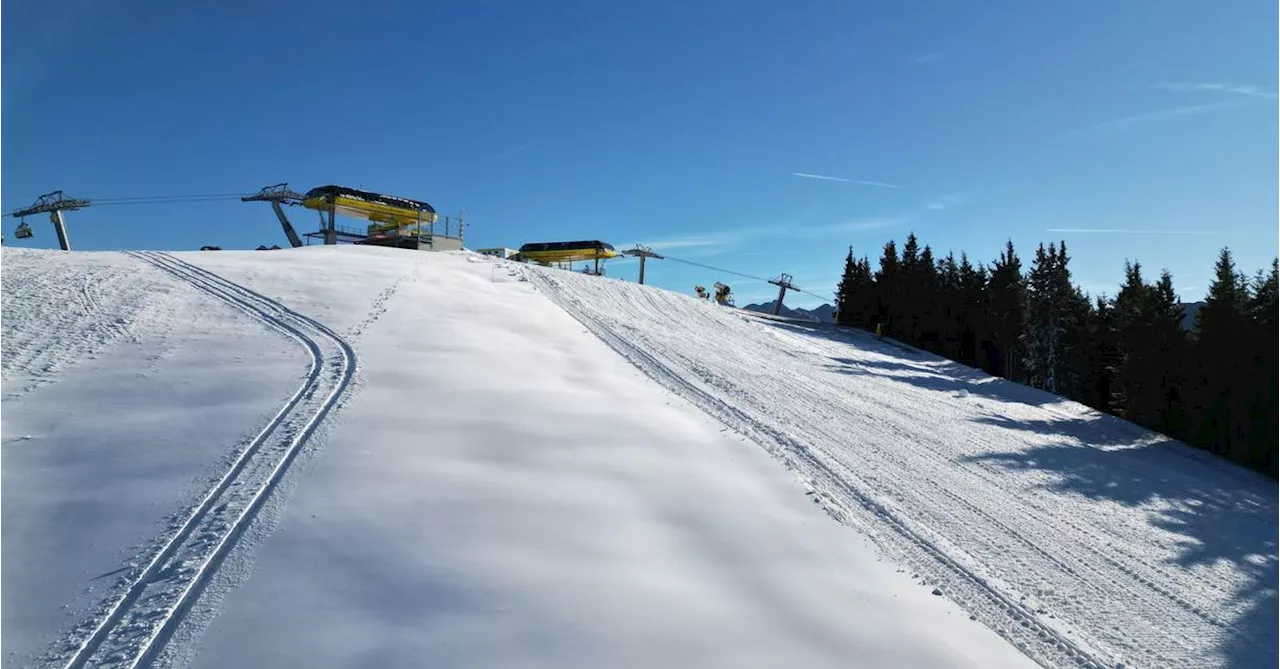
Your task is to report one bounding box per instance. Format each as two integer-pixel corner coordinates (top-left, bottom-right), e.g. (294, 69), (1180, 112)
(714, 282), (734, 306)
(693, 283), (735, 306)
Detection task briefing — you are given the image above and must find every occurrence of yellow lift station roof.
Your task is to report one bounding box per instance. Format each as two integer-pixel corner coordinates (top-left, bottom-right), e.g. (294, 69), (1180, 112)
(517, 240), (618, 264)
(302, 185), (438, 226)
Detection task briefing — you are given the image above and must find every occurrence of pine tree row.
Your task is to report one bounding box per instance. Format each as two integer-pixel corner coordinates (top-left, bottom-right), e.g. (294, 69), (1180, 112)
(834, 234), (1278, 476)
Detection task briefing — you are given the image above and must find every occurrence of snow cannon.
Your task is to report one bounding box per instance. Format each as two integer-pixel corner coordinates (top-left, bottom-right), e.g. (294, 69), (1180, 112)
(713, 282), (735, 306)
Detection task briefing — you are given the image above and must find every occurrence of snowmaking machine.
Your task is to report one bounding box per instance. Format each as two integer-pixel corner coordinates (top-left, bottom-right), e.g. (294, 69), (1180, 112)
(714, 282), (735, 306)
(694, 283), (734, 306)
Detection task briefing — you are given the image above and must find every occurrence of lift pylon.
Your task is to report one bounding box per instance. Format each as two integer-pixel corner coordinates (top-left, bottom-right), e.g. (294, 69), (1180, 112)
(242, 183), (305, 248)
(9, 191), (92, 250)
(623, 245), (664, 284)
(767, 273), (799, 316)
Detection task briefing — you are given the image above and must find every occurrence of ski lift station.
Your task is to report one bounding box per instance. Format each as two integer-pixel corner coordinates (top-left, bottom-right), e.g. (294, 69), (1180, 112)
(245, 183), (466, 251)
(2, 184), (763, 309)
(515, 240), (618, 275)
(5, 183), (466, 252)
(6, 183), (655, 289)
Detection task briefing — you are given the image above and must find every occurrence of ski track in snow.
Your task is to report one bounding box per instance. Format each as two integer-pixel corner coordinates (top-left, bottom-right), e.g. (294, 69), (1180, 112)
(1, 253), (171, 399)
(45, 253), (357, 669)
(523, 263), (1278, 669)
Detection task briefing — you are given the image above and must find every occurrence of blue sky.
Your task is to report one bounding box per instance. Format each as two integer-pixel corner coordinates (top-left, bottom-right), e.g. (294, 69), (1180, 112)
(4, 0), (1276, 307)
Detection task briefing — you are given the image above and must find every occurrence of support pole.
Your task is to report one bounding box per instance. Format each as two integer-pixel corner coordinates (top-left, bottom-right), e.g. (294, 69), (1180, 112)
(50, 210), (71, 251)
(325, 200), (337, 245)
(242, 183), (306, 248)
(767, 273), (798, 316)
(270, 202), (303, 248)
(623, 245), (664, 284)
(9, 191), (91, 251)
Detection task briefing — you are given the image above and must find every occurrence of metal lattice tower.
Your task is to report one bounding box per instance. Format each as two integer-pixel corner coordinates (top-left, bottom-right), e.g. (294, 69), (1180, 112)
(623, 245), (665, 284)
(9, 191), (92, 250)
(768, 273), (799, 316)
(242, 183), (306, 248)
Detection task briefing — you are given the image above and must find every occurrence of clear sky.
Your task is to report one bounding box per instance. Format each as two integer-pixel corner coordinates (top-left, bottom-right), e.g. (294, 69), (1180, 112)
(4, 0), (1276, 307)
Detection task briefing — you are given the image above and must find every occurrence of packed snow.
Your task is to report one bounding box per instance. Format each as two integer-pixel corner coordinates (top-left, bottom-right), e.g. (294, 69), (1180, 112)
(3, 245), (1275, 668)
(2, 250), (309, 667)
(526, 262), (1278, 669)
(3, 246), (1043, 669)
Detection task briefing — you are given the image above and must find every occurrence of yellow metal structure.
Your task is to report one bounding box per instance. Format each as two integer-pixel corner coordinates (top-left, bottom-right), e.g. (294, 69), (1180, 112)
(301, 185), (437, 227)
(516, 240), (618, 265)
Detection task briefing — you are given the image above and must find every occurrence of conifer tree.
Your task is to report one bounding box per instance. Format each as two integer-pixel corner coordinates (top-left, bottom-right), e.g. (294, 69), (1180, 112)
(1114, 261), (1156, 423)
(958, 254), (989, 368)
(875, 240), (901, 335)
(836, 252), (877, 330)
(835, 247), (857, 326)
(1191, 248), (1250, 455)
(832, 237), (1277, 476)
(916, 244), (939, 350)
(899, 234), (921, 341)
(988, 240), (1026, 380)
(1150, 270), (1188, 437)
(938, 252), (962, 360)
(1243, 258), (1278, 473)
(1088, 295), (1119, 413)
(1023, 242), (1092, 400)
(851, 257), (878, 329)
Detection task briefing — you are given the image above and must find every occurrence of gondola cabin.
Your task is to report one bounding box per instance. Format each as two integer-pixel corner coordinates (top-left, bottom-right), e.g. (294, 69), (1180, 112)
(516, 240), (618, 265)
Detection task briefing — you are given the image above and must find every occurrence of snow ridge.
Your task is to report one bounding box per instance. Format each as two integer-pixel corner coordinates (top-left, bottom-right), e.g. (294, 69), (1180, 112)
(49, 253), (357, 669)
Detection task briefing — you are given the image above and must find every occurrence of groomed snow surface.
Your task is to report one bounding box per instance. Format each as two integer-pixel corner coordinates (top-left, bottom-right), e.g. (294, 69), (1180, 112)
(2, 246), (1275, 669)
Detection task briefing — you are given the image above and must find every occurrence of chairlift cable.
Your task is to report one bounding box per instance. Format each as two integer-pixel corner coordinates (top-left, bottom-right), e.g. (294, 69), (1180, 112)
(88, 192), (248, 203)
(92, 196), (244, 207)
(661, 255), (773, 284)
(662, 254), (837, 302)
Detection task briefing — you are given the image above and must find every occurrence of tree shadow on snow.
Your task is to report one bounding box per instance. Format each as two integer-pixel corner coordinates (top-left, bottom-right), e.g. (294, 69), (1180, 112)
(752, 319), (1067, 410)
(962, 412), (1278, 668)
(823, 357), (1066, 409)
(751, 316), (1277, 666)
(752, 318), (925, 358)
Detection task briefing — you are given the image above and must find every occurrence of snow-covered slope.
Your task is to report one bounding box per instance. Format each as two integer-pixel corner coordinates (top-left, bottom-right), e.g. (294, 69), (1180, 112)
(526, 263), (1278, 669)
(2, 247), (1037, 669)
(2, 250), (311, 667)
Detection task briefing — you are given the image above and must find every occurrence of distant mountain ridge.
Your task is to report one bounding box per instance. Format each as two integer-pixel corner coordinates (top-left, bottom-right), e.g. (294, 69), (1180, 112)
(742, 301), (836, 323)
(1180, 302), (1202, 331)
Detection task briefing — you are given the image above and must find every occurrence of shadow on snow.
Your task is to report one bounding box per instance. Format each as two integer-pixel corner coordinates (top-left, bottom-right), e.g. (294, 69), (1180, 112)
(964, 412), (1277, 669)
(753, 319), (1067, 409)
(754, 312), (1276, 667)
(823, 355), (1067, 410)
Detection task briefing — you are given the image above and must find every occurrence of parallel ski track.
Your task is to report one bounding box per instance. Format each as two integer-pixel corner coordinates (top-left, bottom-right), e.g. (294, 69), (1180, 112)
(526, 267), (1105, 669)
(55, 252), (356, 669)
(529, 266), (1280, 669)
